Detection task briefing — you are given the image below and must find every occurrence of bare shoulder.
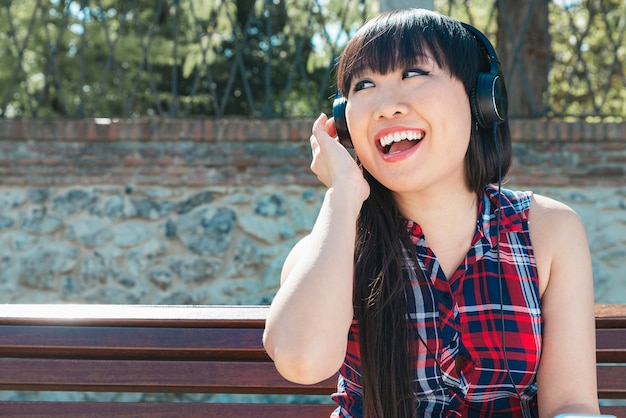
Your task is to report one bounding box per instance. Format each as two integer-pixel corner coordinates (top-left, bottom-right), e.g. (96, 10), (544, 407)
(528, 193), (590, 296)
(529, 193), (585, 235)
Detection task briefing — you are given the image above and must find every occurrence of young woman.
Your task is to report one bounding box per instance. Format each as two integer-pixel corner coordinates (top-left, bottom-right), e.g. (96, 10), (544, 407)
(263, 8), (599, 418)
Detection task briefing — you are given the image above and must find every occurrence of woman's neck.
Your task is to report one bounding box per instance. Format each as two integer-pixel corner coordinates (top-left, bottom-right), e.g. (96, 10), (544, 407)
(393, 183), (478, 228)
(394, 184), (480, 278)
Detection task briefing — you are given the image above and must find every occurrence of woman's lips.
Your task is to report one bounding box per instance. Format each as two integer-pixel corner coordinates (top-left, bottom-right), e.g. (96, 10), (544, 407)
(377, 130), (425, 155)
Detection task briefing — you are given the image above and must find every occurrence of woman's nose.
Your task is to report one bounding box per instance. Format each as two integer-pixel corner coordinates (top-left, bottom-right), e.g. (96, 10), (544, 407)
(373, 86), (410, 120)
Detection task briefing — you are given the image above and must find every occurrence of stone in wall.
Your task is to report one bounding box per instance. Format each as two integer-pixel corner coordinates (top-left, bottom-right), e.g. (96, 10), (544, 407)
(16, 245), (78, 290)
(0, 185), (324, 305)
(176, 206), (236, 256)
(67, 217), (114, 247)
(22, 209), (63, 235)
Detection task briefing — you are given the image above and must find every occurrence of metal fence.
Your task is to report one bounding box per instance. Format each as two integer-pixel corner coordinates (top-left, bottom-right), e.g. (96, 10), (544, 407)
(0, 0), (624, 120)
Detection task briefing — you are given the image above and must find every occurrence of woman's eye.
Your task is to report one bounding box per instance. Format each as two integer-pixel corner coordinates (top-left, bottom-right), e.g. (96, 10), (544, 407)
(352, 80), (374, 92)
(403, 68), (430, 79)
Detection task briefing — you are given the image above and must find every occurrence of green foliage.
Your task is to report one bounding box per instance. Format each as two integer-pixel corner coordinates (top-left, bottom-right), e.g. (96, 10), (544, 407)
(548, 0), (626, 119)
(0, 0), (378, 118)
(0, 0), (623, 119)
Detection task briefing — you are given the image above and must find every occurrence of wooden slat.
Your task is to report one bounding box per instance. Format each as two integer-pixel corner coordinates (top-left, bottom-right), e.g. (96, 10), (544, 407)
(1, 356), (621, 399)
(0, 325), (267, 361)
(0, 402), (623, 418)
(0, 402), (337, 418)
(0, 305), (267, 328)
(3, 325), (623, 363)
(1, 303), (624, 328)
(597, 365), (626, 399)
(596, 328), (626, 363)
(0, 358), (337, 395)
(600, 406), (626, 417)
(0, 402), (624, 418)
(595, 304), (626, 329)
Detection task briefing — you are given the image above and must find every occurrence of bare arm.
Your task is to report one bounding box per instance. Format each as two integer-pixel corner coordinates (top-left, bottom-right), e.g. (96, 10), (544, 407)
(262, 114), (369, 384)
(531, 195), (600, 417)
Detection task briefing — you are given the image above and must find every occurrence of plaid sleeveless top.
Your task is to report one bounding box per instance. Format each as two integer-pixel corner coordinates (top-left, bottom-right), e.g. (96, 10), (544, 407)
(332, 186), (542, 417)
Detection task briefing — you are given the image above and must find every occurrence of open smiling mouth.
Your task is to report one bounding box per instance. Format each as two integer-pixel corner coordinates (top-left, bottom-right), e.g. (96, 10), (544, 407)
(379, 131), (425, 154)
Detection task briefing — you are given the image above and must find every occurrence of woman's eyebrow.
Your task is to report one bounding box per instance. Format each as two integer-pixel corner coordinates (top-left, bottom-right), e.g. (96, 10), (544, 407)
(410, 54), (434, 65)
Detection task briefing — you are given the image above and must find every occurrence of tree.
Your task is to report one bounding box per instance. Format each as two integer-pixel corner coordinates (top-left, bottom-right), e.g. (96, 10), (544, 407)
(547, 0), (626, 119)
(496, 0), (549, 118)
(190, 0), (375, 117)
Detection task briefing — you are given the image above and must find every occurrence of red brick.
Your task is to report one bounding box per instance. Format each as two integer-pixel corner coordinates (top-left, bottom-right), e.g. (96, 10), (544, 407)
(598, 142), (626, 151)
(123, 158), (144, 166)
(184, 178), (211, 186)
(164, 166), (188, 176)
(202, 120), (214, 141)
(607, 155), (626, 163)
(138, 167), (163, 176)
(2, 176), (28, 184)
(111, 167), (137, 175)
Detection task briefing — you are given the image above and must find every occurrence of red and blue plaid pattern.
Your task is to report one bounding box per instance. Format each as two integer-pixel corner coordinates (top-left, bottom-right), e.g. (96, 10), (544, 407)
(332, 186), (541, 417)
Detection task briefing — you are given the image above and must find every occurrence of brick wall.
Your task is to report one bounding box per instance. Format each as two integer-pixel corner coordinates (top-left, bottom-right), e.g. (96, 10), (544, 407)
(0, 118), (624, 187)
(508, 120), (626, 187)
(0, 118), (317, 187)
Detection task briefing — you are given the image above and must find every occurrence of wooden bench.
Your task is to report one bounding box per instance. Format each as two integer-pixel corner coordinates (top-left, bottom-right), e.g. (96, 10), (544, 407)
(0, 304), (624, 417)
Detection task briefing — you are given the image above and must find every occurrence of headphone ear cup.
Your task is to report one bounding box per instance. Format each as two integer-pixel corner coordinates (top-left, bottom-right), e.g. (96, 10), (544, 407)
(492, 73), (508, 123)
(332, 94), (353, 148)
(473, 72), (496, 128)
(472, 71), (508, 129)
(470, 86), (486, 129)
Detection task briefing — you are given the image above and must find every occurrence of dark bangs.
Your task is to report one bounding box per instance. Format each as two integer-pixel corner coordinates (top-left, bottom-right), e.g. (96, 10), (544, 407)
(337, 9), (484, 98)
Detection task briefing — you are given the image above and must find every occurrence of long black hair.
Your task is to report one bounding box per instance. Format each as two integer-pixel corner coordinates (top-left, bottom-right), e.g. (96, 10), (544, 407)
(336, 9), (512, 417)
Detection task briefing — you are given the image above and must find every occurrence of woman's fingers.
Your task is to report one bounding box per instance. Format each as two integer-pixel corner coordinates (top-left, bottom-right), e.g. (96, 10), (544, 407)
(325, 116), (338, 139)
(312, 113), (332, 142)
(309, 114), (370, 201)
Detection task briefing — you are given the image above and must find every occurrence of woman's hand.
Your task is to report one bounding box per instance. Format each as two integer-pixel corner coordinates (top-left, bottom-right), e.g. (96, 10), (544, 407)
(310, 113), (370, 203)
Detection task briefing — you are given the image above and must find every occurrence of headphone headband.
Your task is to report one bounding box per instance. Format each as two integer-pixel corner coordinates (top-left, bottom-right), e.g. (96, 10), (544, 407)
(461, 22), (509, 129)
(460, 23), (500, 64)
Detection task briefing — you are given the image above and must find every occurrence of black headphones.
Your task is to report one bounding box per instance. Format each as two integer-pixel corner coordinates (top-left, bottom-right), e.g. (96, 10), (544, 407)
(332, 22), (508, 148)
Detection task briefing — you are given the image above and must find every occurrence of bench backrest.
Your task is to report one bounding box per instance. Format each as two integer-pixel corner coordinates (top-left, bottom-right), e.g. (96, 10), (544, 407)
(0, 304), (624, 417)
(0, 304), (336, 417)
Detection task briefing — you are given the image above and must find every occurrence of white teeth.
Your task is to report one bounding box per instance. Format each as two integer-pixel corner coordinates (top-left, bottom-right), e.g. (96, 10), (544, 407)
(379, 131), (425, 147)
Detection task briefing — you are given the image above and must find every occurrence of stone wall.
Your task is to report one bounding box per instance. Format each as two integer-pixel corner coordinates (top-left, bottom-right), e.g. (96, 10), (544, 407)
(0, 118), (624, 305)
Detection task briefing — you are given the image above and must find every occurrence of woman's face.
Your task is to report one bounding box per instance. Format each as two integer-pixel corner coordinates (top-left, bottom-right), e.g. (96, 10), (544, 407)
(344, 53), (472, 195)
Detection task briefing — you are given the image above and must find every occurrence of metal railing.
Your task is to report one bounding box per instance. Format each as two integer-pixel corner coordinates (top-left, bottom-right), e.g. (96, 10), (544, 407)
(0, 0), (624, 120)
